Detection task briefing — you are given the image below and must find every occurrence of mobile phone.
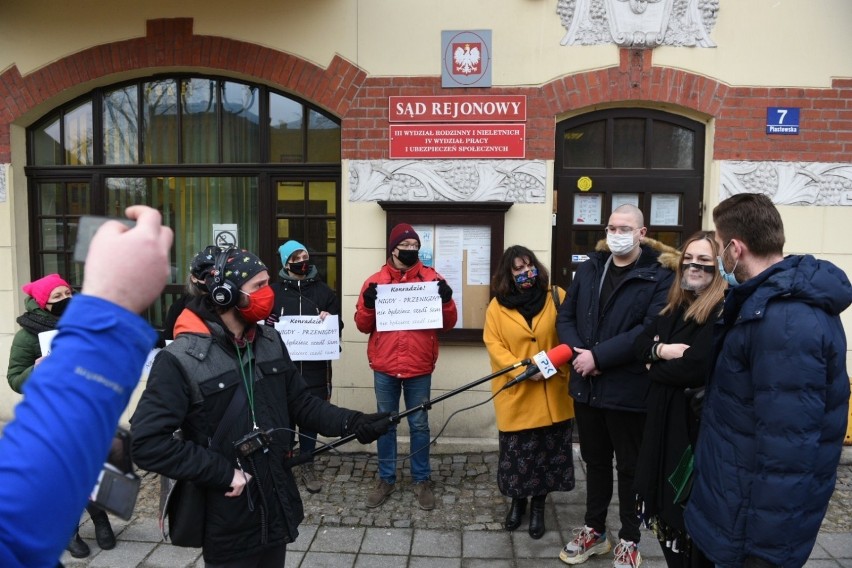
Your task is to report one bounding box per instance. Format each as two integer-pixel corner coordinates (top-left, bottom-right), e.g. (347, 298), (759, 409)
(74, 216), (135, 263)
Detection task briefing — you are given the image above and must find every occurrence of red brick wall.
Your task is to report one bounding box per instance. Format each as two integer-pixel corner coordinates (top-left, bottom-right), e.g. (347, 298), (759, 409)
(1, 21), (850, 165)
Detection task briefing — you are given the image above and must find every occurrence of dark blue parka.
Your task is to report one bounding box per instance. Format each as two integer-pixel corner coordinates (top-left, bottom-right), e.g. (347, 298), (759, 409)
(556, 239), (675, 412)
(685, 255), (851, 568)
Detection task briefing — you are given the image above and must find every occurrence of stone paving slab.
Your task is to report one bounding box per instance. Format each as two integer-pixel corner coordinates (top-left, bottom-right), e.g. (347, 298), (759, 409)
(59, 447), (852, 567)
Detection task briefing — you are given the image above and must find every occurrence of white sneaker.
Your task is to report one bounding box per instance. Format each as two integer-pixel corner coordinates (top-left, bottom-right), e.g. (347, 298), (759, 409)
(559, 525), (612, 565)
(613, 539), (642, 568)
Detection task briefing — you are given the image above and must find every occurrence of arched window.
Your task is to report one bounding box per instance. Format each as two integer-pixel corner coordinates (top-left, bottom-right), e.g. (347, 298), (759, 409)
(26, 74), (341, 328)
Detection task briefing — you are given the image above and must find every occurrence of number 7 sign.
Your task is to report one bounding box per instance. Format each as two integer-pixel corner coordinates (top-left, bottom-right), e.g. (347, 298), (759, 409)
(766, 107), (800, 135)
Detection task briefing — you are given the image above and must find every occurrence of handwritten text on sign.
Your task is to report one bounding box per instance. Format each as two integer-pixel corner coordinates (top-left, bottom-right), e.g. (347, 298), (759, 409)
(274, 315), (340, 361)
(375, 282), (443, 331)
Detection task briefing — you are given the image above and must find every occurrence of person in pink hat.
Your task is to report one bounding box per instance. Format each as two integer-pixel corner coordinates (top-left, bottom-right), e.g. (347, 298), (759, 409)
(7, 273), (116, 558)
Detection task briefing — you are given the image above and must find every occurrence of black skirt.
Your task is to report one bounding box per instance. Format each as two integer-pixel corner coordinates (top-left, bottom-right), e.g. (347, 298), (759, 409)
(497, 419), (575, 498)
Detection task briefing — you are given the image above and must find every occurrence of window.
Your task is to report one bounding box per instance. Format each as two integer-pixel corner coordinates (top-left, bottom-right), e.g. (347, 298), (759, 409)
(26, 75), (341, 328)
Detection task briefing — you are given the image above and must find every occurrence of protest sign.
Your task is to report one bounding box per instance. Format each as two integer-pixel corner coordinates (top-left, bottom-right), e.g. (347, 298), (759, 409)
(274, 315), (340, 361)
(375, 281), (442, 331)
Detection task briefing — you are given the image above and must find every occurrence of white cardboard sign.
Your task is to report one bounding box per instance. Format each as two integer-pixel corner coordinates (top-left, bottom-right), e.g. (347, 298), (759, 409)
(274, 315), (340, 361)
(375, 281), (442, 331)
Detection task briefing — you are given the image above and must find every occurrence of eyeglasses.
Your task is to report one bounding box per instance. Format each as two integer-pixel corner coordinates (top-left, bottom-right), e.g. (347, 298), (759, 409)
(397, 242), (420, 251)
(604, 226), (636, 235)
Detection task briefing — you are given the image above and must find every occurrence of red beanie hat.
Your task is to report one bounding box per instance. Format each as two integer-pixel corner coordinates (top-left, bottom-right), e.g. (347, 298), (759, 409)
(22, 274), (71, 309)
(388, 223), (421, 255)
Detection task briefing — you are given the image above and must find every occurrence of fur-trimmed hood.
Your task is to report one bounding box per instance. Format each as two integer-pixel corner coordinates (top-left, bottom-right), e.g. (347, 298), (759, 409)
(594, 236), (680, 271)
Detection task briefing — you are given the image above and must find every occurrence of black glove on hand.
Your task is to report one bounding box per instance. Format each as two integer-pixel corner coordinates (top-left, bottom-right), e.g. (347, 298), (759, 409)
(437, 279), (453, 303)
(347, 411), (392, 444)
(362, 282), (378, 309)
(685, 386), (705, 418)
(265, 311), (280, 327)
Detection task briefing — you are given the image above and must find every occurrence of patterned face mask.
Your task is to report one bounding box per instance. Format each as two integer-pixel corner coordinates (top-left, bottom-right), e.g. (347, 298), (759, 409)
(514, 267), (538, 289)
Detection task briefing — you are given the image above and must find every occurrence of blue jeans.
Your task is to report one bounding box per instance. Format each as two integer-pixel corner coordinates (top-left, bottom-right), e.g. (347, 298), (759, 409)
(374, 372), (431, 483)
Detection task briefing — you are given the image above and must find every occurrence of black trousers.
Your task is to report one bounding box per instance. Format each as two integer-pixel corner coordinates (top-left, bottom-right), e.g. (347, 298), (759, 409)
(204, 545), (287, 568)
(574, 401), (645, 542)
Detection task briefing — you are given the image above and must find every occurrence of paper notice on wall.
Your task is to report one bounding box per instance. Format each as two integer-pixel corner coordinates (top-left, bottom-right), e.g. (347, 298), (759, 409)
(464, 226), (491, 285)
(375, 282), (443, 331)
(274, 315), (340, 360)
(435, 226), (464, 328)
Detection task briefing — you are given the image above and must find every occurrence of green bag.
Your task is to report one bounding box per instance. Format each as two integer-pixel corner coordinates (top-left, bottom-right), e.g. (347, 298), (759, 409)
(668, 445), (694, 507)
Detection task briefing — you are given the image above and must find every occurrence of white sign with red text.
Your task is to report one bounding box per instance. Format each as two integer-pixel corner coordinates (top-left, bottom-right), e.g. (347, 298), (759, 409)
(375, 282), (443, 331)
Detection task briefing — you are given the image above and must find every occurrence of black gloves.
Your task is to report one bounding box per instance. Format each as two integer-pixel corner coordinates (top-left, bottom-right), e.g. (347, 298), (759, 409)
(437, 279), (453, 303)
(362, 282), (378, 309)
(346, 411), (392, 444)
(265, 311), (280, 327)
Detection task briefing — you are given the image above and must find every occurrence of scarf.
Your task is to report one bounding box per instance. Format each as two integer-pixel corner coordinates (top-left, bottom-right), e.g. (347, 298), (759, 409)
(496, 286), (546, 327)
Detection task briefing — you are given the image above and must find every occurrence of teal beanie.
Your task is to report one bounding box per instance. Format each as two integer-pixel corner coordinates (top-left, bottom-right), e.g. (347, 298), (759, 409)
(278, 240), (307, 266)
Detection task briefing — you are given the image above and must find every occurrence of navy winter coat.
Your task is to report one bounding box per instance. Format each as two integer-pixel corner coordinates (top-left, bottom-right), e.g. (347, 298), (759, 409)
(685, 255), (852, 568)
(556, 239), (675, 412)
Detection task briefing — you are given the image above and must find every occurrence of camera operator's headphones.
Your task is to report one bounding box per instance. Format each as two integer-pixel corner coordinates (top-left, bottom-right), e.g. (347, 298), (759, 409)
(206, 247), (240, 308)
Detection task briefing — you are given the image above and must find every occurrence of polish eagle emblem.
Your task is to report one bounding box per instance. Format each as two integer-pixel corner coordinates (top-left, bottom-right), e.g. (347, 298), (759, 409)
(453, 43), (481, 75)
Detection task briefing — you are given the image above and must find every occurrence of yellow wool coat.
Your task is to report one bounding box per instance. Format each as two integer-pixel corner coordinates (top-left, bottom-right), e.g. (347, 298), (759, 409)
(483, 287), (574, 432)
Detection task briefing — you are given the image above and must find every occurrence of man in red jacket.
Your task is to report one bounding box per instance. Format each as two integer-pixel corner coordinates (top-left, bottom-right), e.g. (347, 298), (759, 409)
(355, 223), (458, 510)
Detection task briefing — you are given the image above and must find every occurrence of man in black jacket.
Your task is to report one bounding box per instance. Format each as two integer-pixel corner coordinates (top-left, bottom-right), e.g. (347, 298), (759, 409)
(556, 205), (674, 568)
(131, 247), (390, 566)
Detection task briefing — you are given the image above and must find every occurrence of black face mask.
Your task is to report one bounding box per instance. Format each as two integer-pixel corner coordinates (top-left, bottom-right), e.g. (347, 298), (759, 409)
(47, 297), (72, 318)
(287, 261), (310, 276)
(396, 249), (420, 267)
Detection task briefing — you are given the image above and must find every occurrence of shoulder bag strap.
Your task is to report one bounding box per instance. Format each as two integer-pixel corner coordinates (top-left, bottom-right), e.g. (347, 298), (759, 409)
(551, 285), (562, 310)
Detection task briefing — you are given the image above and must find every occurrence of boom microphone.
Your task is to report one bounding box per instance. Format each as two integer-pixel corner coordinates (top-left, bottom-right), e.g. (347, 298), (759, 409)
(502, 344), (574, 389)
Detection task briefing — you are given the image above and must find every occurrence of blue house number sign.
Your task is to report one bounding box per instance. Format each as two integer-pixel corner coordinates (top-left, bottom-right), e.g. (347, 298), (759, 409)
(766, 107), (800, 135)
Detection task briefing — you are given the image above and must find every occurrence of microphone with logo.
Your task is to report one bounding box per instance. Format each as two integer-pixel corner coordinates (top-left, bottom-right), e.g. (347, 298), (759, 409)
(501, 344), (574, 390)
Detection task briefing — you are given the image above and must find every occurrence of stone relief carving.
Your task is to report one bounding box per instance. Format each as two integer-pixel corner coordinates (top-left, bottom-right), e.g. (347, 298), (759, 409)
(349, 160), (546, 203)
(720, 161), (852, 206)
(557, 0), (717, 48)
(0, 163), (8, 203)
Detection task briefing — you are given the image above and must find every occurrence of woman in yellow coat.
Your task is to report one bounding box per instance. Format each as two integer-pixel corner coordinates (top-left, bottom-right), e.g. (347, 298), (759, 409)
(484, 245), (575, 540)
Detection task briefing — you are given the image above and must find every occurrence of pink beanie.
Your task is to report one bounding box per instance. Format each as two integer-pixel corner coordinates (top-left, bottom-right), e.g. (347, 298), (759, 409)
(22, 274), (71, 309)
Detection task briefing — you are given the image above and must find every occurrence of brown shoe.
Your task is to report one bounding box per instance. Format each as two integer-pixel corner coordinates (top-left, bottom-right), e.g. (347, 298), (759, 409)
(366, 479), (395, 508)
(301, 464), (323, 494)
(412, 480), (435, 510)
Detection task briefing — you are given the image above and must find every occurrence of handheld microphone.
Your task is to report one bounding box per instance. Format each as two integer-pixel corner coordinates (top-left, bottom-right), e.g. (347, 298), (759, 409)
(502, 344), (574, 389)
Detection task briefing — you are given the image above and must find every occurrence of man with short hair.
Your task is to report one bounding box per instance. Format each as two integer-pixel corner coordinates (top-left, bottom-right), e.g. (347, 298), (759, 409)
(557, 204), (675, 568)
(685, 193), (851, 567)
(355, 223), (458, 511)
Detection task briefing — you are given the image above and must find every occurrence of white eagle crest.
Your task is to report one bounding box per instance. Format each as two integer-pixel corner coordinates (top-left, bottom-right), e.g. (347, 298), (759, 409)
(453, 43), (481, 75)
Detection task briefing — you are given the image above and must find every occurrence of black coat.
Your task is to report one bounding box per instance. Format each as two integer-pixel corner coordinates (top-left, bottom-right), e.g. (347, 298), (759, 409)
(130, 302), (358, 563)
(556, 240), (675, 411)
(271, 267), (342, 396)
(632, 305), (715, 532)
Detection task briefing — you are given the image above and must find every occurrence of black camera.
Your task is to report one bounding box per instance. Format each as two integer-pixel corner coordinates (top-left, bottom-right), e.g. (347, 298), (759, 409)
(234, 429), (272, 458)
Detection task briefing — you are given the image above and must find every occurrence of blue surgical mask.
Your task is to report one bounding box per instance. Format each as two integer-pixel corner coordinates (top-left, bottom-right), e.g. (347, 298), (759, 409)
(514, 267), (538, 289)
(716, 241), (740, 287)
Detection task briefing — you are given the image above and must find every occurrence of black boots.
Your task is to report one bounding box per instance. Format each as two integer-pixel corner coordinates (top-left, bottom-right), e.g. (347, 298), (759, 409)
(528, 495), (546, 539)
(66, 531), (90, 558)
(504, 498), (527, 531)
(88, 506), (116, 550)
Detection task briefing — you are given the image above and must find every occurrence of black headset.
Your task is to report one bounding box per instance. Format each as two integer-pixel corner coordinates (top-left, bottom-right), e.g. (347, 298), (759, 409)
(206, 247), (239, 308)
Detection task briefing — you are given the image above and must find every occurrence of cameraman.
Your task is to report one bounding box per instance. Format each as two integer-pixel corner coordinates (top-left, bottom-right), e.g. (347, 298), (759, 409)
(130, 247), (390, 567)
(0, 206), (173, 568)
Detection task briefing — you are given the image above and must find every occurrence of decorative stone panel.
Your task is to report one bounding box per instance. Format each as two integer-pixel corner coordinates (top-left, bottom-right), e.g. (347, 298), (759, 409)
(720, 161), (852, 206)
(557, 0), (717, 47)
(349, 160), (547, 203)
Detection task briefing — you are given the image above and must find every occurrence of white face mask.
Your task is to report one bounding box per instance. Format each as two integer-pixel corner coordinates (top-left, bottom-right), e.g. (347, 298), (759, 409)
(606, 232), (637, 256)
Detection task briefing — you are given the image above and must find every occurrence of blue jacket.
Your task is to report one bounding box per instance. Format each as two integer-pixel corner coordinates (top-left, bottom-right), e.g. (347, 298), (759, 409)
(685, 255), (852, 567)
(0, 295), (157, 568)
(556, 239), (675, 411)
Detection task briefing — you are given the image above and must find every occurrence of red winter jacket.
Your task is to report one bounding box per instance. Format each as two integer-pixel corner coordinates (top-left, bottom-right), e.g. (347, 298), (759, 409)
(355, 260), (458, 378)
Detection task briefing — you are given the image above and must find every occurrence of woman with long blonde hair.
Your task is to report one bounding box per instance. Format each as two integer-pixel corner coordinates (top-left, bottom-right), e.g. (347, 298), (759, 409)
(632, 231), (725, 568)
